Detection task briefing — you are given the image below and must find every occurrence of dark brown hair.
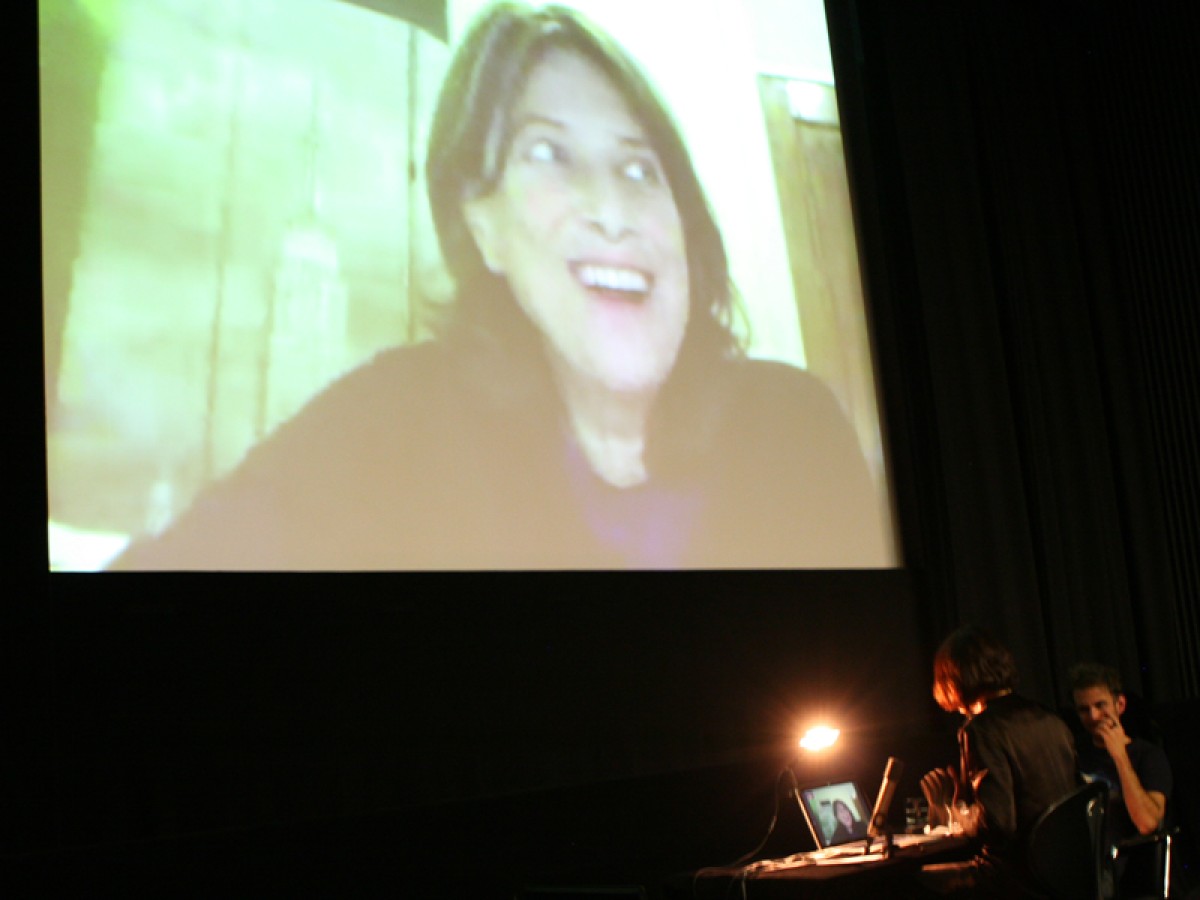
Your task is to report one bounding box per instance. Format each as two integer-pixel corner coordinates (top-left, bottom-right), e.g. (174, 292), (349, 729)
(1067, 662), (1123, 697)
(833, 798), (855, 824)
(932, 625), (1018, 712)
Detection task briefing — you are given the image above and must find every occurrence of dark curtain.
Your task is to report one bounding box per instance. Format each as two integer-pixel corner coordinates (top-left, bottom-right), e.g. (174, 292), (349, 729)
(834, 0), (1200, 707)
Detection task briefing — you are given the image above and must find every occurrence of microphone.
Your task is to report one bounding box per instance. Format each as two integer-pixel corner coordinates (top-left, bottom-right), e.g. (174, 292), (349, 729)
(868, 756), (905, 838)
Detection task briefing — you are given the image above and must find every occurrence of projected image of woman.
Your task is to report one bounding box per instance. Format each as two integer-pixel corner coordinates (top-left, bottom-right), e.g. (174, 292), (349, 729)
(112, 3), (889, 570)
(829, 799), (866, 844)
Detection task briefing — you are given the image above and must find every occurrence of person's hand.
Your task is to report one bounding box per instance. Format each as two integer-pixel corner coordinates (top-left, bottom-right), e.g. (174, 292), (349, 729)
(921, 767), (958, 806)
(921, 768), (958, 826)
(1096, 713), (1131, 758)
(921, 767), (989, 831)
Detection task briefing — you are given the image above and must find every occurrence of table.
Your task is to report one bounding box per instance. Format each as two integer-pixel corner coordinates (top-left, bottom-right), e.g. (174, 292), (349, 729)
(666, 834), (972, 899)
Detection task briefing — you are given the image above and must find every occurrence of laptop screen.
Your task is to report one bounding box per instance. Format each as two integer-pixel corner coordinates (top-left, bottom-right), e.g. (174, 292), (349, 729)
(797, 781), (872, 849)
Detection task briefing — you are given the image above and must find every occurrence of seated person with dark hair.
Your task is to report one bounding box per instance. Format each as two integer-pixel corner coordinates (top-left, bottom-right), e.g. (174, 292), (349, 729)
(917, 626), (1079, 898)
(1069, 662), (1173, 895)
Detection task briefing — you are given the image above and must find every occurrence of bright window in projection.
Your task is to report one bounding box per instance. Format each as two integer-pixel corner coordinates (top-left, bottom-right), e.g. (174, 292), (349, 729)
(42, 0), (898, 571)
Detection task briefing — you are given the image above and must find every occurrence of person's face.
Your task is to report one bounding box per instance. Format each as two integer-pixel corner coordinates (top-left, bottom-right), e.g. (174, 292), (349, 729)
(464, 49), (690, 396)
(836, 805), (853, 827)
(1073, 685), (1126, 743)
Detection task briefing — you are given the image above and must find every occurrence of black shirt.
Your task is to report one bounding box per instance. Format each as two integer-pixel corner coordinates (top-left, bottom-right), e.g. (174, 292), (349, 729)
(960, 694), (1079, 875)
(113, 342), (890, 570)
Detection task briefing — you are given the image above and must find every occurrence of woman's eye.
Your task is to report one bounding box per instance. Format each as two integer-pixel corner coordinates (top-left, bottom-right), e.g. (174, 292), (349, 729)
(526, 139), (562, 164)
(622, 158), (661, 184)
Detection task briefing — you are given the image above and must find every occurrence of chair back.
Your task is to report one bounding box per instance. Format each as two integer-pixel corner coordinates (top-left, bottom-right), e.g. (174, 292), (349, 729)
(1115, 824), (1180, 899)
(1028, 781), (1109, 900)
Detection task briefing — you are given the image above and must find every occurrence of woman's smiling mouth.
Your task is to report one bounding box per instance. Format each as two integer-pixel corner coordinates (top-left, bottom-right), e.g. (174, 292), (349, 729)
(571, 262), (652, 301)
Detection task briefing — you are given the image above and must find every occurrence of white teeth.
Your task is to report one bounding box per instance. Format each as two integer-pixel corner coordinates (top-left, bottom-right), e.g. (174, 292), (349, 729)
(577, 264), (649, 293)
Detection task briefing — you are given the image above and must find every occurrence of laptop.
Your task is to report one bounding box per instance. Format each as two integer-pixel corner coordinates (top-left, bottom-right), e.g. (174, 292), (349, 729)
(795, 780), (873, 852)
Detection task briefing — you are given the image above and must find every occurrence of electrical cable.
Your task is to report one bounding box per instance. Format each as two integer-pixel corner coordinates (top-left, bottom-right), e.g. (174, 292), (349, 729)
(727, 765), (798, 867)
(689, 765), (802, 898)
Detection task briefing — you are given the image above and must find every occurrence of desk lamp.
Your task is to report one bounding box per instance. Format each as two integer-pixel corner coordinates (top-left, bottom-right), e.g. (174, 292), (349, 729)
(799, 724), (840, 753)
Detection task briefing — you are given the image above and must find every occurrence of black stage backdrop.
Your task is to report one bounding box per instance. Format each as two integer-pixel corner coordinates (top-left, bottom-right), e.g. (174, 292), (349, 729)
(8, 0), (1200, 895)
(838, 0), (1200, 707)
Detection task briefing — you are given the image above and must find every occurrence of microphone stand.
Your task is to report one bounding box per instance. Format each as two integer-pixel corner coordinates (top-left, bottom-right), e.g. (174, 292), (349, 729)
(867, 756), (904, 860)
(869, 814), (895, 859)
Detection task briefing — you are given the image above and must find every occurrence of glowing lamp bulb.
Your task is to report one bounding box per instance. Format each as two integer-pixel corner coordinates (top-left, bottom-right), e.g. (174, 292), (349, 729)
(799, 725), (840, 752)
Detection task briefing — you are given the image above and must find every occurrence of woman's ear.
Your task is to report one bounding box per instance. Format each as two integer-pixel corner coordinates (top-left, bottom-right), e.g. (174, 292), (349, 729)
(463, 195), (504, 274)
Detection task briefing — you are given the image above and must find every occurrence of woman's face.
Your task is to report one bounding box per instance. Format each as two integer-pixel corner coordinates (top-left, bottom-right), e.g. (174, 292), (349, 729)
(464, 49), (690, 396)
(837, 804), (853, 827)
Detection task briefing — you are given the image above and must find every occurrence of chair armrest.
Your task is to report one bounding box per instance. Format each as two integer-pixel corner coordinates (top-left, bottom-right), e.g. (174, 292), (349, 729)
(1114, 825), (1178, 853)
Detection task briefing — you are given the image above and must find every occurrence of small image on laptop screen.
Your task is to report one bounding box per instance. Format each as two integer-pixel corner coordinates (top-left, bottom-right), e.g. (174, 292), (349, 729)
(798, 781), (872, 849)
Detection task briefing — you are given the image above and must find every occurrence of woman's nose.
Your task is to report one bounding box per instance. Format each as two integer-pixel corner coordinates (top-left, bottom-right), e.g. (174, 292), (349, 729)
(576, 169), (633, 240)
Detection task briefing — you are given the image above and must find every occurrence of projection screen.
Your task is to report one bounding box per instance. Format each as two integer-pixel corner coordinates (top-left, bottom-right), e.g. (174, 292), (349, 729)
(41, 0), (898, 571)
